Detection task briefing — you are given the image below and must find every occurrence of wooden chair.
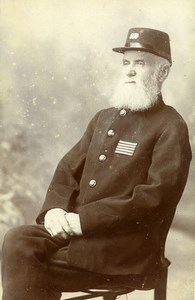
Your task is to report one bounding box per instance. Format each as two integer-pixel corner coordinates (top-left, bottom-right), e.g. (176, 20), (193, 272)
(61, 209), (175, 300)
(61, 258), (170, 300)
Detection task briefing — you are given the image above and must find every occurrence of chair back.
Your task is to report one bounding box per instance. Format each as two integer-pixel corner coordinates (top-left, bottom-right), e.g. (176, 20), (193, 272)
(158, 207), (176, 263)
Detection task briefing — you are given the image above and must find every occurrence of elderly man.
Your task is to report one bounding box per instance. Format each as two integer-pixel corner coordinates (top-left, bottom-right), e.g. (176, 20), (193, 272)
(2, 28), (192, 300)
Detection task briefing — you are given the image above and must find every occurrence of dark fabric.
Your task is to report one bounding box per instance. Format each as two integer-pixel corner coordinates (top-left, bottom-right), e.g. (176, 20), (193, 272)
(2, 97), (192, 300)
(1, 225), (146, 300)
(37, 98), (191, 275)
(2, 225), (63, 300)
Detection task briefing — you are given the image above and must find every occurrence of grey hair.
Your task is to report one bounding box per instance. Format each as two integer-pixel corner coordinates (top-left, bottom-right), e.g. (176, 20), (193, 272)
(154, 56), (171, 69)
(153, 56), (171, 86)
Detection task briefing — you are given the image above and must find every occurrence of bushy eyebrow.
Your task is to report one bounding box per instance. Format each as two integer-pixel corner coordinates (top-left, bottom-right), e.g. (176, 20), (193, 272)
(135, 59), (145, 64)
(122, 58), (145, 64)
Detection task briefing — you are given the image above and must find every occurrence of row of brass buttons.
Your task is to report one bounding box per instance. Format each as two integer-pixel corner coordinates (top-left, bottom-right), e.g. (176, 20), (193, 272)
(89, 109), (127, 187)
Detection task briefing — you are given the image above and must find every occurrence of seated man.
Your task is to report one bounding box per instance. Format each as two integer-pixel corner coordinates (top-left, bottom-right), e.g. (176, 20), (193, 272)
(1, 27), (192, 300)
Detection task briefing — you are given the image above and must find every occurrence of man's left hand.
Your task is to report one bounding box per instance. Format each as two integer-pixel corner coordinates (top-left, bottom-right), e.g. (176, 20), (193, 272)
(65, 213), (83, 236)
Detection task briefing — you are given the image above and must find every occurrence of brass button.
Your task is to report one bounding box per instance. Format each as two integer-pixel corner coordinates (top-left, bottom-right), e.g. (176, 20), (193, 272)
(107, 129), (115, 137)
(120, 109), (127, 116)
(89, 179), (97, 187)
(99, 154), (107, 162)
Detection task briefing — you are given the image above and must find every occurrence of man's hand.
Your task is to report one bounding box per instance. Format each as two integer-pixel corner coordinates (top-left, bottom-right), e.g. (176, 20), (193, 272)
(44, 208), (73, 239)
(66, 213), (83, 236)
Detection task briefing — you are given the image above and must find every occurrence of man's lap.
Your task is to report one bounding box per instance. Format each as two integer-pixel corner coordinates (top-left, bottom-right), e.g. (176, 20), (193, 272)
(2, 224), (146, 293)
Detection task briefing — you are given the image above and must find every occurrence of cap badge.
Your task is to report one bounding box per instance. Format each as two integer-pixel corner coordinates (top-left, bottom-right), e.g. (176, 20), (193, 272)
(129, 32), (139, 40)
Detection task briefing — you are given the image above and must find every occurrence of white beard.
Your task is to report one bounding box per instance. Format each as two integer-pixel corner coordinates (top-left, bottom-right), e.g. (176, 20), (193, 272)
(109, 73), (160, 111)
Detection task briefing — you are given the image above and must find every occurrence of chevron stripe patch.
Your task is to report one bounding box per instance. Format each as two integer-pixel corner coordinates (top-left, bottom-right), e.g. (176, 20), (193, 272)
(115, 140), (137, 156)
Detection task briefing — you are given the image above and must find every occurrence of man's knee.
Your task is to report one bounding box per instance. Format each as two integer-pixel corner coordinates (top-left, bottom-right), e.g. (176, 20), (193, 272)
(2, 225), (44, 258)
(3, 225), (26, 249)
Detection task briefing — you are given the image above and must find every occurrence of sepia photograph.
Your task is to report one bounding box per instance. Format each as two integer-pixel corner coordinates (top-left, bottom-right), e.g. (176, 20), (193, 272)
(0, 1), (194, 299)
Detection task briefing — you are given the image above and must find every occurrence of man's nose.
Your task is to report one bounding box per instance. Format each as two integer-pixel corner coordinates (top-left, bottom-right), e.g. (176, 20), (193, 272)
(126, 69), (136, 77)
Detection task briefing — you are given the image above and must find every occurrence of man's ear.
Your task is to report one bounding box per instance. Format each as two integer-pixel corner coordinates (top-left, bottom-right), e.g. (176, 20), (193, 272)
(159, 64), (170, 82)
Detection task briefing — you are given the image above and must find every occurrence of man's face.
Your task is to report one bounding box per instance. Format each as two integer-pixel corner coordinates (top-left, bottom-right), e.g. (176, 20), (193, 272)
(110, 50), (161, 111)
(122, 50), (158, 86)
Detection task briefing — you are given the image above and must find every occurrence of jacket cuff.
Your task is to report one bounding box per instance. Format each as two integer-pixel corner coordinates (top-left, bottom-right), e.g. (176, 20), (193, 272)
(78, 203), (119, 236)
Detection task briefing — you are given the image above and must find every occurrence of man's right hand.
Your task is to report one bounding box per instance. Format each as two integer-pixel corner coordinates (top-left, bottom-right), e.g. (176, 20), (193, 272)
(44, 208), (73, 239)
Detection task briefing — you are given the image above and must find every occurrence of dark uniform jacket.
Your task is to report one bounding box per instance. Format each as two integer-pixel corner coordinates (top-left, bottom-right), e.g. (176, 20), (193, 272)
(37, 96), (191, 276)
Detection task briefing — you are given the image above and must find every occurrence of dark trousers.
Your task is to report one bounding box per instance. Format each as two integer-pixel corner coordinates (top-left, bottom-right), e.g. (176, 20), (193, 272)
(2, 225), (128, 300)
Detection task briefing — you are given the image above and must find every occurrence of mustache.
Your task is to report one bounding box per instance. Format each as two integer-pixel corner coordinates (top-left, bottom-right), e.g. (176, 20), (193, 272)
(122, 77), (149, 87)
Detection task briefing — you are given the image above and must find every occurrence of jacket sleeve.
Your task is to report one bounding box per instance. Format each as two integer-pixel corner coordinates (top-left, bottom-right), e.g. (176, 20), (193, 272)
(36, 111), (102, 224)
(78, 119), (192, 235)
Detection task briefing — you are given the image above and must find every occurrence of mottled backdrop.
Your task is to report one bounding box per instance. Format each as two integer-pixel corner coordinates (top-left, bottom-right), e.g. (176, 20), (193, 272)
(0, 1), (194, 299)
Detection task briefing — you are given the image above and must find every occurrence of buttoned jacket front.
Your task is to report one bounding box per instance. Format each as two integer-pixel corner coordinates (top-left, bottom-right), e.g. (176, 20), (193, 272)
(37, 97), (191, 276)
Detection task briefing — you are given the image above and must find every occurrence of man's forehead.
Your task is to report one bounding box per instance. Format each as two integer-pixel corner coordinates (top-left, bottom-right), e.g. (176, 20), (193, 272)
(123, 50), (157, 62)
